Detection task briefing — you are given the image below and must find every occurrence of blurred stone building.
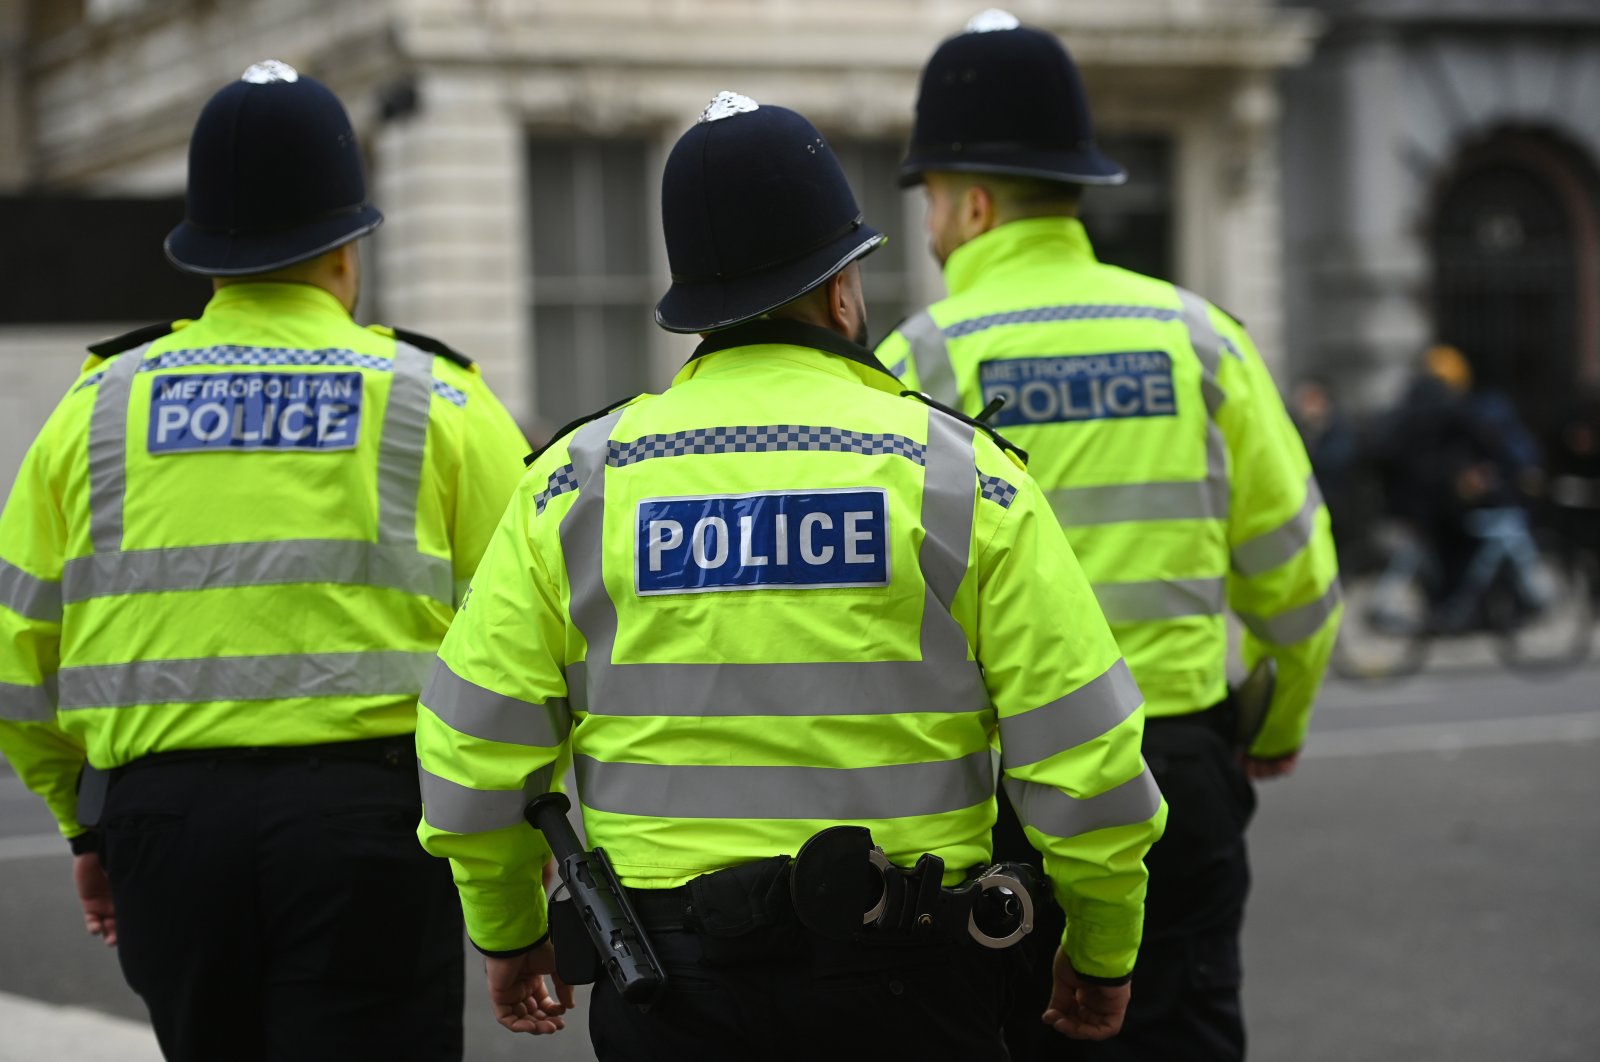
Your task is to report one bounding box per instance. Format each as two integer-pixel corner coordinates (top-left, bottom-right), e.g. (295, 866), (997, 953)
(1279, 0), (1600, 434)
(0, 0), (1317, 493)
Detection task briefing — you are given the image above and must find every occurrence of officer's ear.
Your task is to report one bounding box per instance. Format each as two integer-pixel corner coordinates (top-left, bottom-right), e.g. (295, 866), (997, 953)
(960, 183), (1001, 241)
(822, 264), (867, 345)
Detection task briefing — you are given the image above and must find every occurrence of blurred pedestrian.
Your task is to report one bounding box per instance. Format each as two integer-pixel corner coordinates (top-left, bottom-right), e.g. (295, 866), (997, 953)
(414, 91), (1165, 1058)
(1290, 377), (1358, 566)
(1375, 345), (1544, 623)
(879, 12), (1341, 1061)
(0, 62), (527, 1062)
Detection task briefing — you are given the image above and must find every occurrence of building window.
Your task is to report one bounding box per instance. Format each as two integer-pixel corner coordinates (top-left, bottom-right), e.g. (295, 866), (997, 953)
(1080, 133), (1174, 281)
(526, 136), (655, 427)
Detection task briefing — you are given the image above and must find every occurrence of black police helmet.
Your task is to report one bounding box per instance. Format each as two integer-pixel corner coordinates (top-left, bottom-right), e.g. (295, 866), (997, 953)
(165, 61), (383, 277)
(656, 93), (885, 334)
(899, 10), (1125, 188)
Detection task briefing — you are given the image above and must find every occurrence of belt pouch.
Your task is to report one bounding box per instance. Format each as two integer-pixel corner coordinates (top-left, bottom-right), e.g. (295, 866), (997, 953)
(548, 896), (601, 985)
(687, 856), (800, 965)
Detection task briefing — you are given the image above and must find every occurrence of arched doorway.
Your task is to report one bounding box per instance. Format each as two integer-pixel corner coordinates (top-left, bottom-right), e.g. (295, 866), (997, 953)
(1431, 130), (1600, 436)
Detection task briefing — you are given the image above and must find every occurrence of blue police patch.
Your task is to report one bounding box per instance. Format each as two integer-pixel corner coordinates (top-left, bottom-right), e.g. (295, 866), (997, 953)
(636, 488), (890, 595)
(979, 352), (1177, 427)
(147, 372), (364, 454)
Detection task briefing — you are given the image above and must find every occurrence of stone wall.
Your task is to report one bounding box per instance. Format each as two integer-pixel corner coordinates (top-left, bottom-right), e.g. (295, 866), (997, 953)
(1279, 6), (1600, 408)
(0, 0), (1319, 483)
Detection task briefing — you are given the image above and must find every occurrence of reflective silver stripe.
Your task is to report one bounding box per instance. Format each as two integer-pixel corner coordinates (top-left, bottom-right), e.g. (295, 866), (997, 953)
(1047, 391), (1229, 528)
(575, 749), (993, 820)
(1175, 287), (1241, 418)
(1095, 577), (1226, 623)
(560, 410), (988, 718)
(562, 409), (628, 690)
(419, 762), (558, 834)
(61, 539), (454, 605)
(1050, 478), (1228, 527)
(920, 412), (976, 612)
(561, 658), (987, 717)
(86, 344), (151, 553)
(1000, 659), (1142, 769)
(0, 678), (58, 721)
(56, 650), (434, 710)
(376, 340), (434, 547)
(1232, 477), (1324, 578)
(902, 311), (959, 407)
(421, 659), (571, 748)
(1003, 765), (1162, 838)
(0, 559), (62, 622)
(1237, 581), (1342, 646)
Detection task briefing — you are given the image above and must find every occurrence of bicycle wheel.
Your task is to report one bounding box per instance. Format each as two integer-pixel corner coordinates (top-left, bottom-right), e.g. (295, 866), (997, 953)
(1332, 560), (1432, 682)
(1495, 542), (1597, 673)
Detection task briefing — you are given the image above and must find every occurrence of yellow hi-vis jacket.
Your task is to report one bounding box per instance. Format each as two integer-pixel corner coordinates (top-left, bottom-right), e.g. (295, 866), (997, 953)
(0, 282), (529, 841)
(415, 319), (1166, 981)
(878, 219), (1341, 758)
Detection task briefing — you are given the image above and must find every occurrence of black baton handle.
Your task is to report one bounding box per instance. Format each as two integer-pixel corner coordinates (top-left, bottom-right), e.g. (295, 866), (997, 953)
(524, 793), (668, 1006)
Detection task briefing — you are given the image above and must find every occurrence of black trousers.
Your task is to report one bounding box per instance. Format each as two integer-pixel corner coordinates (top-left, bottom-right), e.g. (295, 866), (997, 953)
(587, 860), (1013, 1061)
(998, 712), (1256, 1062)
(100, 742), (464, 1062)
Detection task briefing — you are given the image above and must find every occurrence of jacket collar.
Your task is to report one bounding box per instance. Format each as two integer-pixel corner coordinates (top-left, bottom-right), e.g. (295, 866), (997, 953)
(943, 216), (1098, 297)
(680, 318), (903, 394)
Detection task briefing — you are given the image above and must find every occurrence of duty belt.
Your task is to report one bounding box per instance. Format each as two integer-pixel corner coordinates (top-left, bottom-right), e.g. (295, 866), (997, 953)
(788, 825), (1036, 948)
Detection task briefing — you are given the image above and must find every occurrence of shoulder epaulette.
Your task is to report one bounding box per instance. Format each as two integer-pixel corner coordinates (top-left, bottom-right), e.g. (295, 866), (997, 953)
(524, 394), (644, 467)
(390, 327), (474, 370)
(87, 321), (176, 359)
(901, 390), (1029, 466)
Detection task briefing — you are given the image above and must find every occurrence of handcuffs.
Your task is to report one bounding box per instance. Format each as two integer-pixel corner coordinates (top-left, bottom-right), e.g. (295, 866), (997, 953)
(789, 825), (1037, 949)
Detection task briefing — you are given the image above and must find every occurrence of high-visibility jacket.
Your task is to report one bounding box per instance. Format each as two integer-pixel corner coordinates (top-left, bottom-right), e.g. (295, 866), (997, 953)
(0, 282), (529, 841)
(878, 219), (1340, 758)
(415, 319), (1166, 981)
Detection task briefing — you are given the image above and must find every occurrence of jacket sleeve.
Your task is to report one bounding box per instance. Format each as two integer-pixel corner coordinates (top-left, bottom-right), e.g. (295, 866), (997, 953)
(973, 455), (1167, 980)
(0, 401), (86, 840)
(1212, 312), (1342, 758)
(450, 371), (532, 596)
(416, 446), (574, 953)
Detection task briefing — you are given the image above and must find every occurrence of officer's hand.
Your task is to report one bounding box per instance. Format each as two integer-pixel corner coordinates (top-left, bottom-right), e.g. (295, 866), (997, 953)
(485, 940), (576, 1035)
(73, 853), (117, 947)
(1042, 947), (1129, 1040)
(1244, 750), (1300, 780)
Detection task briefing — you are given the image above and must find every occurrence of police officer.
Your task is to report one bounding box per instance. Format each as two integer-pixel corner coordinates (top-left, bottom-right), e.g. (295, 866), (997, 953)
(878, 14), (1342, 1061)
(0, 63), (528, 1062)
(414, 92), (1167, 1059)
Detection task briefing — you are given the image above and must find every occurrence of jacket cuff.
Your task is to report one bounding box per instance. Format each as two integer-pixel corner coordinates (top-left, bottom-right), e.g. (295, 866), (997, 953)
(68, 831), (101, 856)
(469, 930), (549, 959)
(1074, 967), (1132, 988)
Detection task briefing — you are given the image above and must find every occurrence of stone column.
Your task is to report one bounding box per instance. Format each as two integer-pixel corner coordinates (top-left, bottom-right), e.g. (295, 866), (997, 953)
(371, 69), (532, 425)
(1314, 27), (1430, 408)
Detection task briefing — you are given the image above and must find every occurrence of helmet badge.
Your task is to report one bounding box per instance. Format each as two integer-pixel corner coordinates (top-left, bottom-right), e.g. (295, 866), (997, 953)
(240, 60), (300, 84)
(964, 9), (1021, 33)
(699, 91), (760, 123)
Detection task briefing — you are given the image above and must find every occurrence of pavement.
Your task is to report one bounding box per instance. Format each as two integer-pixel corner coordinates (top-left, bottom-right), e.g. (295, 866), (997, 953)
(1, 659), (1595, 1061)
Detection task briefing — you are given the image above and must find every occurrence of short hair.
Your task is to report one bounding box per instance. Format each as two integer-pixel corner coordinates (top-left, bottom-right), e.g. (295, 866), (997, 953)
(945, 172), (1082, 219)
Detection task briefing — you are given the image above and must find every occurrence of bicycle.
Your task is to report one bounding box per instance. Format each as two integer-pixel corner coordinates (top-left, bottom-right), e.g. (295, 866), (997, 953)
(1332, 507), (1596, 681)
